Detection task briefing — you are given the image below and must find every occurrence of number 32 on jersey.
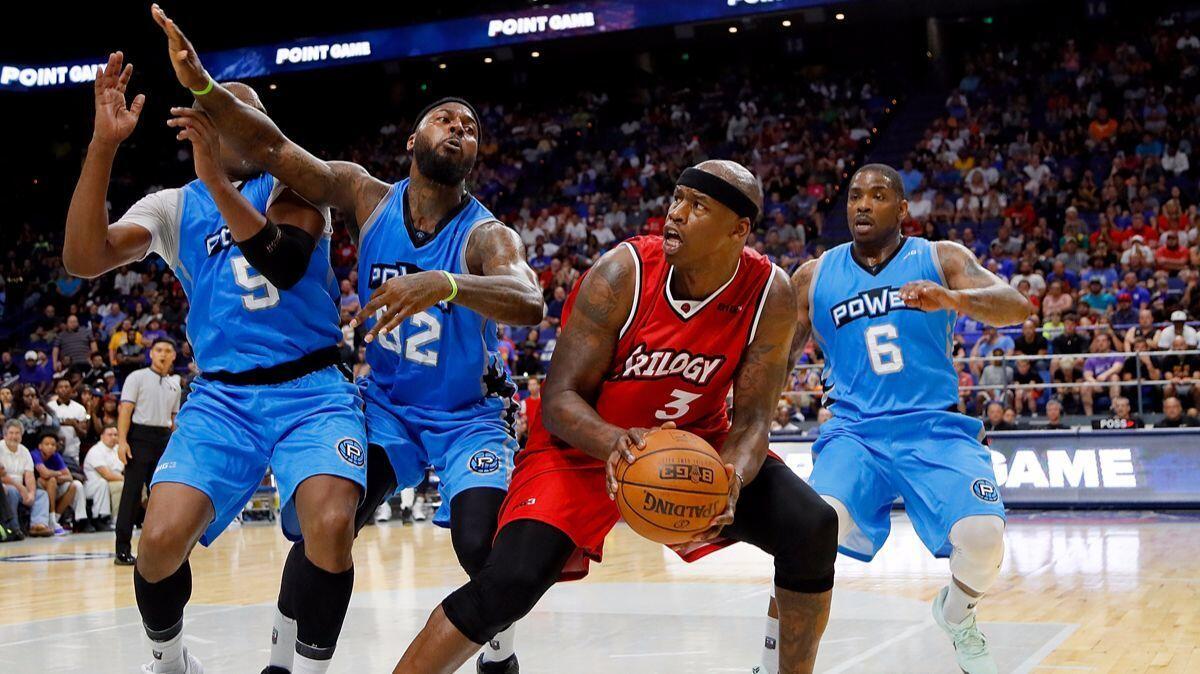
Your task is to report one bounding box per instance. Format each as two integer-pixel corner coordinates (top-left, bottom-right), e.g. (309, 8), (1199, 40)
(375, 308), (442, 366)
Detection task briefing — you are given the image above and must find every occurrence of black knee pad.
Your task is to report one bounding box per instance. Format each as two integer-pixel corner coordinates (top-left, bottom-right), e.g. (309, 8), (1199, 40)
(449, 488), (506, 577)
(441, 561), (552, 644)
(354, 444), (397, 534)
(773, 498), (839, 594)
(441, 519), (575, 643)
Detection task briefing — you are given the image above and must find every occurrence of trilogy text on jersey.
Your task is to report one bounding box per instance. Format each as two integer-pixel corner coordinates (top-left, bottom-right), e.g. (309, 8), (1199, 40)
(616, 343), (726, 385)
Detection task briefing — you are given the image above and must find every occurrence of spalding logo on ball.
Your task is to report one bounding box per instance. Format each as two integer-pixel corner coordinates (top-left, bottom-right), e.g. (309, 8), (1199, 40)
(614, 429), (729, 545)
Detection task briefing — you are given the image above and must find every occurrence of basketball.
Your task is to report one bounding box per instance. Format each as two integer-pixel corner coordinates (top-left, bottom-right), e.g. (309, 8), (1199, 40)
(615, 429), (730, 546)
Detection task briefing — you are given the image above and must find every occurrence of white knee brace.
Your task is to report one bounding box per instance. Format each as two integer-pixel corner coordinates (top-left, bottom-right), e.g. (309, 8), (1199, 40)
(948, 515), (1005, 593)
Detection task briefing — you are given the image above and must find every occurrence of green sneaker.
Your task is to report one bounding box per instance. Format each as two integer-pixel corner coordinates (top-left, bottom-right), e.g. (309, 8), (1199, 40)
(932, 585), (997, 674)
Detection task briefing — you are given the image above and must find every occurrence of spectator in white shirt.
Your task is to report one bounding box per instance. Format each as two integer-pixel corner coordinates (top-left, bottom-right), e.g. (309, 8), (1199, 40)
(113, 266), (140, 296)
(1156, 311), (1200, 349)
(47, 379), (88, 462)
(83, 425), (124, 529)
(1163, 144), (1190, 176)
(908, 191), (933, 221)
(1, 420), (51, 537)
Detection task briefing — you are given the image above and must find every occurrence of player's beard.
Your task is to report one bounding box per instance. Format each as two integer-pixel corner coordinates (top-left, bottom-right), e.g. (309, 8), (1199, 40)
(413, 133), (475, 186)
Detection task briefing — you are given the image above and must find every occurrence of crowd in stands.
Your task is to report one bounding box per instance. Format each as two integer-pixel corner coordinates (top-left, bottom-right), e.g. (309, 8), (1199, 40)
(818, 14), (1200, 428)
(0, 64), (885, 538)
(6, 17), (1200, 538)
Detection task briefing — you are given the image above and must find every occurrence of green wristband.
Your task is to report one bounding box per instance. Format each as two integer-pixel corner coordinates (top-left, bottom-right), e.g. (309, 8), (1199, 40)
(190, 78), (214, 96)
(441, 270), (458, 303)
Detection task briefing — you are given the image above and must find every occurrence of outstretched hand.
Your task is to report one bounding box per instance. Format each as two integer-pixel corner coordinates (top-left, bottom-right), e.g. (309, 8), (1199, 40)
(167, 107), (224, 184)
(151, 4), (210, 92)
(92, 51), (145, 146)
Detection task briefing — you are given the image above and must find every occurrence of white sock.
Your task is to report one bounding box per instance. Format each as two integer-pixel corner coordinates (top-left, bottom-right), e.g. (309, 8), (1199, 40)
(291, 652), (332, 674)
(942, 582), (980, 625)
(148, 629), (186, 673)
(50, 512), (58, 528)
(268, 607), (297, 671)
(483, 624), (516, 662)
(760, 614), (779, 673)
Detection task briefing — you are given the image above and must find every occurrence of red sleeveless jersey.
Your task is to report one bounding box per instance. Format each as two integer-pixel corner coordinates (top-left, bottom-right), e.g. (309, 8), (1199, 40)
(526, 235), (775, 456)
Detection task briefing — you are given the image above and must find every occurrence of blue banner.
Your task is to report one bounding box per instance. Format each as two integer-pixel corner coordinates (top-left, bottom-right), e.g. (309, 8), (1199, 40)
(2, 0), (832, 92)
(770, 428), (1200, 508)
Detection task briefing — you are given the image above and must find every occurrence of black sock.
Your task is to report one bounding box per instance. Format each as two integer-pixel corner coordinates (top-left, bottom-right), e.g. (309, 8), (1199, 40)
(278, 541), (306, 621)
(291, 554), (354, 660)
(134, 561), (192, 634)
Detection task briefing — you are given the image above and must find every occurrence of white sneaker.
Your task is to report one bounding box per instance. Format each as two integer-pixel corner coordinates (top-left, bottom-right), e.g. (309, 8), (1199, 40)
(140, 648), (204, 673)
(932, 586), (997, 674)
(374, 502), (392, 522)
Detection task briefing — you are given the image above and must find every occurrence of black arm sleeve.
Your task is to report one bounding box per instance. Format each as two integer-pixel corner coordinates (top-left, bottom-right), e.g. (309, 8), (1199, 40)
(236, 220), (317, 290)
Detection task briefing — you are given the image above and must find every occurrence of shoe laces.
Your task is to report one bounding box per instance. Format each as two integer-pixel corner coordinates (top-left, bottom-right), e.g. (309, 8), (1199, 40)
(951, 613), (988, 656)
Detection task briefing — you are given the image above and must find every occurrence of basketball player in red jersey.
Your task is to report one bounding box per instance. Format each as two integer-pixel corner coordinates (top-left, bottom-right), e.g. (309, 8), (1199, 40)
(392, 160), (838, 674)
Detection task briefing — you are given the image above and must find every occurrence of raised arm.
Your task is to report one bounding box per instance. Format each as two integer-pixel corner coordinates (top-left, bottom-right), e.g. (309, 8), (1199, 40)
(168, 107), (327, 289)
(63, 52), (152, 278)
(151, 5), (388, 226)
(900, 241), (1033, 327)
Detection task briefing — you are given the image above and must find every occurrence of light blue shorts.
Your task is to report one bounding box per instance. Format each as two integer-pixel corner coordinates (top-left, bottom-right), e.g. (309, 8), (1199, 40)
(361, 379), (517, 527)
(151, 366), (367, 545)
(809, 410), (1005, 561)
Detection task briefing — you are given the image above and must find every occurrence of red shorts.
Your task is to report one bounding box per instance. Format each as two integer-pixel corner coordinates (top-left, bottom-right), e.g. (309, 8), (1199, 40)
(497, 446), (736, 581)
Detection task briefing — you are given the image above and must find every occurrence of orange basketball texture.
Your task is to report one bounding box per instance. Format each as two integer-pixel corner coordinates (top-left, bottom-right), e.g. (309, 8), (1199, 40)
(615, 429), (730, 545)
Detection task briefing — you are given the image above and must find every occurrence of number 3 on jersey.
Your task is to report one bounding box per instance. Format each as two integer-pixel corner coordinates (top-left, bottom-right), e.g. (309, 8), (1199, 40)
(865, 324), (904, 375)
(375, 308), (442, 366)
(656, 389), (702, 421)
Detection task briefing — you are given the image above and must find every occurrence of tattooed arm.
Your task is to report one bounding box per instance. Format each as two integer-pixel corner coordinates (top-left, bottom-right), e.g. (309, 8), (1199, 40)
(541, 245), (639, 464)
(153, 5), (388, 231)
(353, 222), (545, 340)
(899, 241), (1034, 327)
(692, 268), (797, 541)
(788, 259), (820, 372)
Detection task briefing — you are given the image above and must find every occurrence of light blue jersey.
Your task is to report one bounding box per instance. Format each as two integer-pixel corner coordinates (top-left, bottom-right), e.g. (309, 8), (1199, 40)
(356, 179), (518, 526)
(807, 236), (1004, 561)
(357, 179), (514, 411)
(145, 173), (366, 545)
(809, 236), (959, 420)
(173, 173), (342, 374)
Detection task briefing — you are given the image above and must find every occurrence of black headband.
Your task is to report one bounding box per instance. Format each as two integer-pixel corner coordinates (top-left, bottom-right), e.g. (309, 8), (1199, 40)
(676, 167), (759, 220)
(413, 97), (481, 137)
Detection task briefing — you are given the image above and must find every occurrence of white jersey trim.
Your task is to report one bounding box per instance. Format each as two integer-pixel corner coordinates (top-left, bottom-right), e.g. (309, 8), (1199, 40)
(358, 183), (397, 240)
(747, 265), (782, 344)
(664, 258), (740, 319)
(618, 241), (641, 339)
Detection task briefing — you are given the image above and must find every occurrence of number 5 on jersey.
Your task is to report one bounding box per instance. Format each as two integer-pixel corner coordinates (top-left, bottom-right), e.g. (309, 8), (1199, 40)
(865, 324), (904, 375)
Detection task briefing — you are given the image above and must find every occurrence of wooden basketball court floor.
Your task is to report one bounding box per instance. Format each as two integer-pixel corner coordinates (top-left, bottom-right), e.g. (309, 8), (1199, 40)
(0, 511), (1197, 673)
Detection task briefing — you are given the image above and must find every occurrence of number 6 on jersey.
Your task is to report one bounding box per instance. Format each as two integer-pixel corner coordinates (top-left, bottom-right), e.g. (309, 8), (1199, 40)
(865, 324), (904, 375)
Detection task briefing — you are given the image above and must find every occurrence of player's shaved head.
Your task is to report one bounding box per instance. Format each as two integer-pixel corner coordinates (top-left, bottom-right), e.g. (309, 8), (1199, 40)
(694, 159), (764, 215)
(221, 81), (267, 114)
